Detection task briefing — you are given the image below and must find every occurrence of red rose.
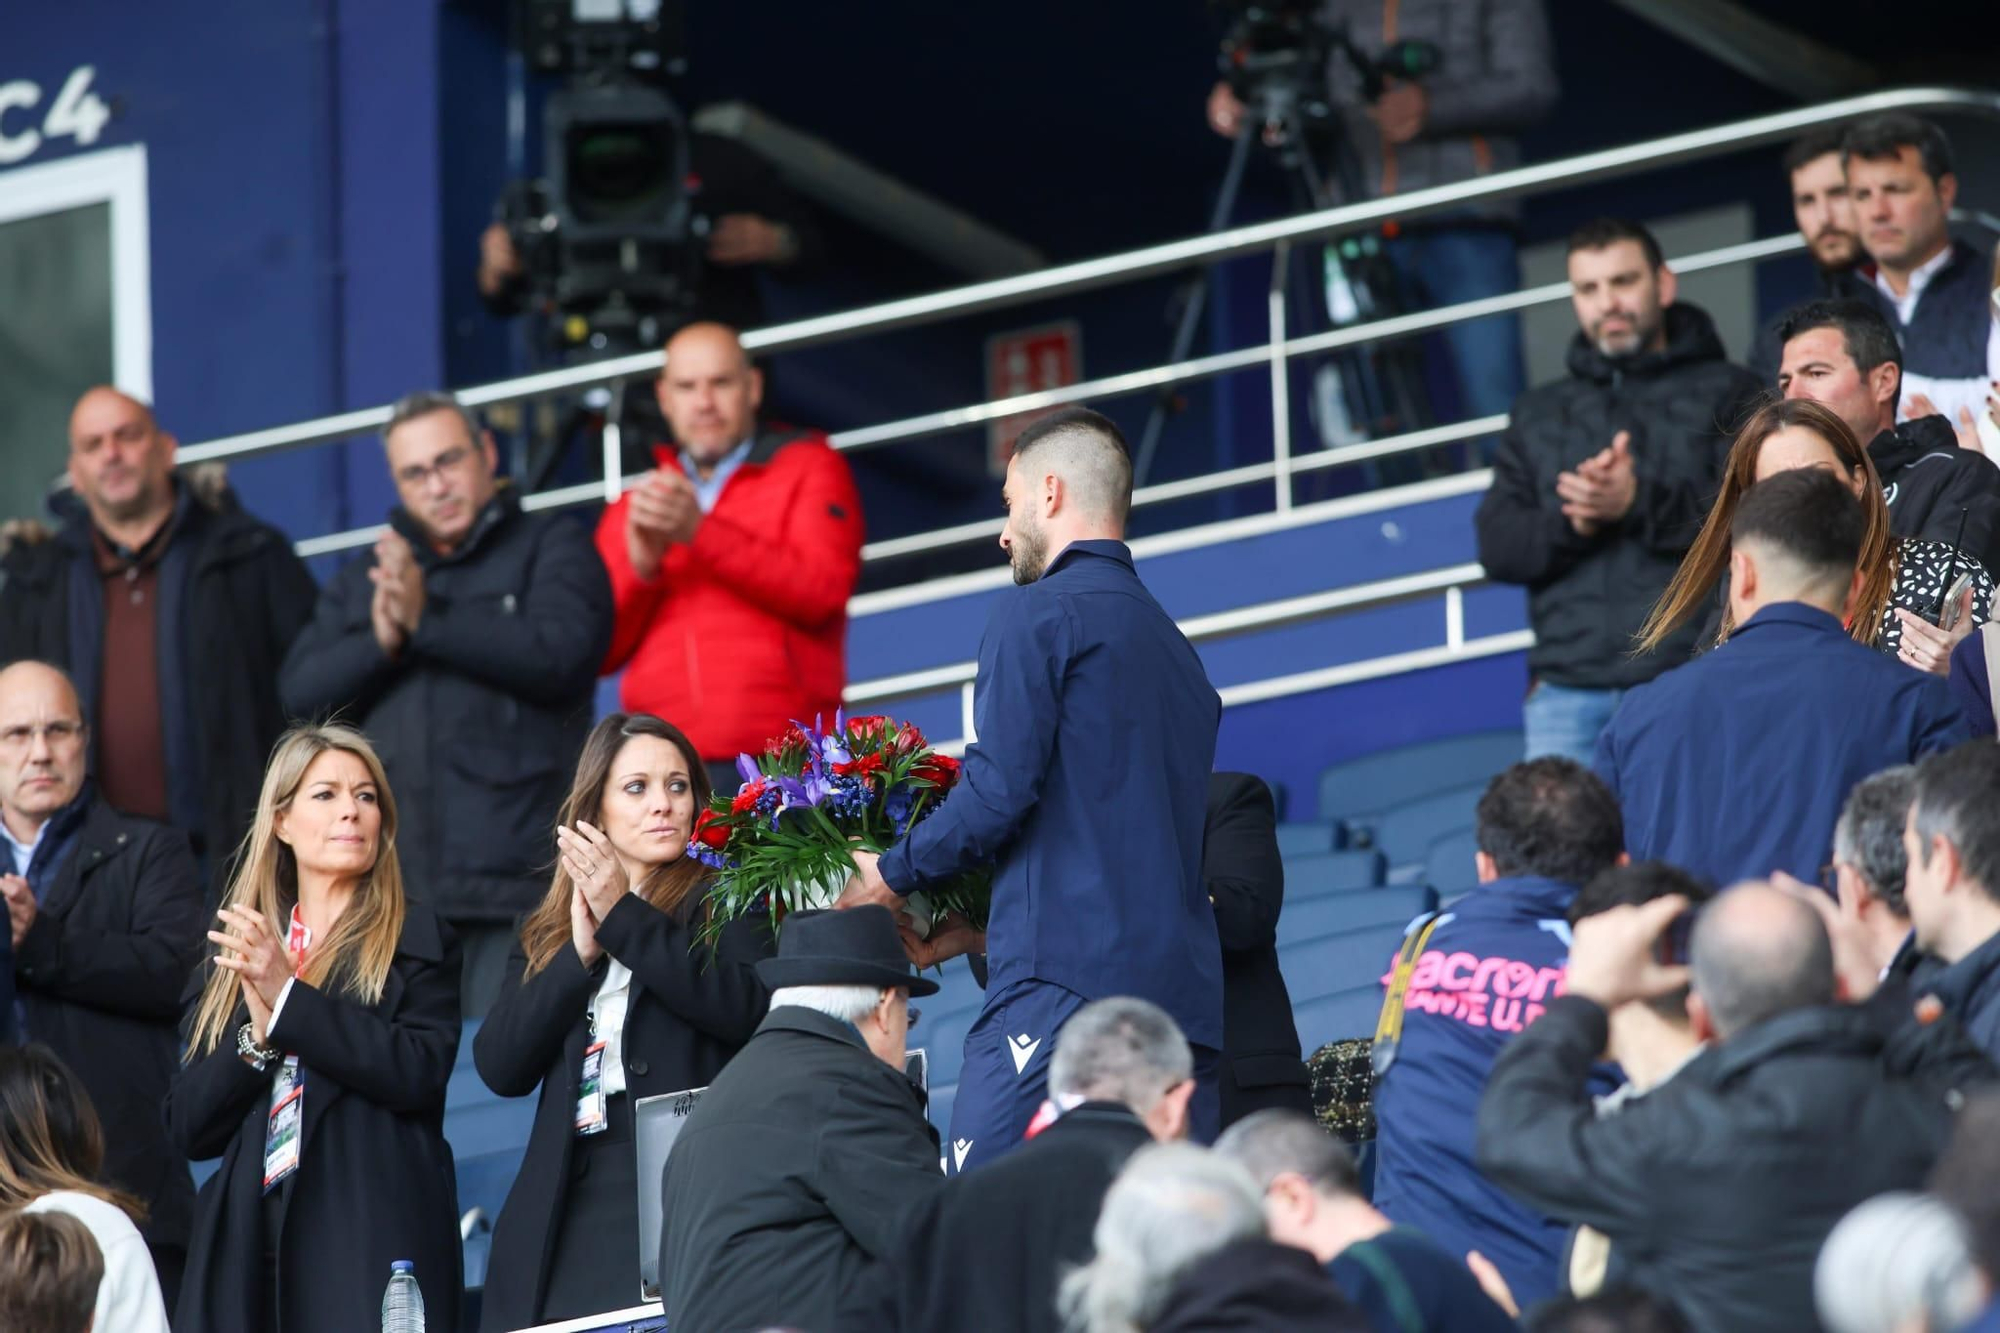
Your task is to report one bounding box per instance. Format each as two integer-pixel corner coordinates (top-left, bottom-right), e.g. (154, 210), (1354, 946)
(913, 754), (962, 790)
(730, 780), (766, 814)
(847, 715), (891, 740)
(834, 752), (887, 782)
(693, 810), (731, 850)
(895, 722), (928, 755)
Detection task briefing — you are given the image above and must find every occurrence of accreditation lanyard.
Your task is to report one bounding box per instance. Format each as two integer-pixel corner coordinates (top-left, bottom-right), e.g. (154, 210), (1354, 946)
(263, 909), (313, 1193)
(575, 1016), (610, 1138)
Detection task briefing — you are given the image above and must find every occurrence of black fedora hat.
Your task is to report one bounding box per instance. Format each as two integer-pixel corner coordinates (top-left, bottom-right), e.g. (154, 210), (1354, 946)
(755, 906), (941, 997)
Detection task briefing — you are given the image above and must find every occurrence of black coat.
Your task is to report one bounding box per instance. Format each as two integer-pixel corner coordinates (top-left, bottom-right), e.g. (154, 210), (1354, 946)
(1869, 416), (2000, 579)
(1475, 994), (1993, 1333)
(472, 894), (772, 1331)
(1151, 1238), (1372, 1333)
(15, 799), (205, 1251)
(0, 484), (317, 881)
(1911, 928), (2000, 1063)
(165, 904), (463, 1333)
(278, 492), (612, 923)
(659, 1006), (942, 1333)
(1205, 773), (1310, 1126)
(1475, 304), (1765, 689)
(867, 1101), (1154, 1333)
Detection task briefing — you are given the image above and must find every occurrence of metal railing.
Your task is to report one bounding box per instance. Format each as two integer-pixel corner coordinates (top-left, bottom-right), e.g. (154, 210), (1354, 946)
(184, 86), (2000, 571)
(847, 560), (1530, 752)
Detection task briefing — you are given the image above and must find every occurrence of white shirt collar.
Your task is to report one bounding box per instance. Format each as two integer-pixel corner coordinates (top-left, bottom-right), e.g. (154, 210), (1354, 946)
(0, 819), (45, 877)
(1872, 244), (1955, 323)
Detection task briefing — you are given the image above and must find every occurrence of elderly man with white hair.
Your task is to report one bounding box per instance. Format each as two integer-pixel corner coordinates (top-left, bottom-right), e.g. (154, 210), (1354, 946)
(657, 906), (940, 1333)
(865, 995), (1196, 1333)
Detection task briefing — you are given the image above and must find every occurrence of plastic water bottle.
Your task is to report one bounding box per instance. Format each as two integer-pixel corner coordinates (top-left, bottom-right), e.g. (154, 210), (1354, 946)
(381, 1260), (425, 1333)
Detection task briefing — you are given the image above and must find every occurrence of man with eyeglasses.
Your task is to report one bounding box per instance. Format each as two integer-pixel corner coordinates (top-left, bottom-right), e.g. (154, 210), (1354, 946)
(280, 390), (612, 1016)
(0, 658), (205, 1310)
(0, 387), (317, 895)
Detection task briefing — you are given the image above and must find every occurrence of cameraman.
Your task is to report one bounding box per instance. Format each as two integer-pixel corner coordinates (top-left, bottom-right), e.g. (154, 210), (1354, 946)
(1207, 0), (1558, 423)
(478, 128), (822, 335)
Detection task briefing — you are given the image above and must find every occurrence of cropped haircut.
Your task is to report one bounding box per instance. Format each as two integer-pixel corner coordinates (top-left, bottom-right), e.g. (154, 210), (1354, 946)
(1776, 298), (1904, 379)
(1910, 741), (2000, 904)
(384, 389), (482, 449)
(1011, 406), (1134, 525)
(0, 1210), (101, 1333)
(1213, 1109), (1362, 1199)
(1475, 758), (1625, 887)
(1689, 887), (1836, 1039)
(1047, 997), (1192, 1114)
(1730, 467), (1867, 595)
(1832, 765), (1918, 915)
(1843, 112), (1955, 184)
(1525, 1289), (1691, 1333)
(1567, 217), (1664, 271)
(1782, 125), (1849, 178)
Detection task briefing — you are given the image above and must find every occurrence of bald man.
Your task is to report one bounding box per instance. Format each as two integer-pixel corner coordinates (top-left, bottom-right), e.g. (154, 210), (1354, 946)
(0, 387), (316, 889)
(0, 660), (205, 1307)
(595, 322), (863, 791)
(1477, 883), (1992, 1331)
(839, 406), (1225, 1174)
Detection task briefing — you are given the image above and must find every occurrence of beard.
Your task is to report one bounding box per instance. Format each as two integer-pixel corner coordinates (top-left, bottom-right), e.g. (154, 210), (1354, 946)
(1810, 226), (1861, 270)
(1591, 306), (1663, 359)
(1008, 522), (1050, 586)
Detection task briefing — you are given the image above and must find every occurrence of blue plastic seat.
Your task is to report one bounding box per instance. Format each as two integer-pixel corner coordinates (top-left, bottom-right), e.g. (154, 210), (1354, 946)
(1278, 922), (1408, 1005)
(1360, 784), (1487, 869)
(1292, 983), (1387, 1051)
(1279, 885), (1436, 946)
(1317, 731), (1522, 825)
(1424, 826), (1481, 897)
(1284, 849), (1387, 897)
(1275, 820), (1341, 857)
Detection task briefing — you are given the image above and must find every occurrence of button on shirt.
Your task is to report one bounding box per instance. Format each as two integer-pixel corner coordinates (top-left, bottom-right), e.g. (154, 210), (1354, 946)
(589, 958), (636, 1096)
(681, 439), (755, 514)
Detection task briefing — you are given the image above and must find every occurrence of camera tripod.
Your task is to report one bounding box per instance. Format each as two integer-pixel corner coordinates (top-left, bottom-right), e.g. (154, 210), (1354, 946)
(1132, 87), (1435, 494)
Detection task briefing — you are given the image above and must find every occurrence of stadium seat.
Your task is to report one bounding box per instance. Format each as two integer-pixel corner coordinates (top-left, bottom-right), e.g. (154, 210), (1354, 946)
(1284, 849), (1388, 897)
(1316, 731), (1521, 826)
(1275, 820), (1342, 857)
(1278, 922), (1407, 1004)
(1364, 784), (1487, 870)
(455, 1146), (526, 1290)
(1279, 885), (1435, 945)
(1292, 984), (1388, 1052)
(1423, 826), (1481, 897)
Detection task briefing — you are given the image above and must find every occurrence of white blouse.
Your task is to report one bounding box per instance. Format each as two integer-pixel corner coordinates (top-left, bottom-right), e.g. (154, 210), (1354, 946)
(589, 957), (636, 1097)
(25, 1190), (172, 1333)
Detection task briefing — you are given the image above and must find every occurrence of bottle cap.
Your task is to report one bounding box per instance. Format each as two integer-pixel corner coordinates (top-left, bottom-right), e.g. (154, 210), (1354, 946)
(392, 1260), (414, 1273)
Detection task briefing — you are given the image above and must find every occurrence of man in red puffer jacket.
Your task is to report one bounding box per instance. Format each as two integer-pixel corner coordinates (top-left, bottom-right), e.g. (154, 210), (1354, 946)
(596, 322), (864, 791)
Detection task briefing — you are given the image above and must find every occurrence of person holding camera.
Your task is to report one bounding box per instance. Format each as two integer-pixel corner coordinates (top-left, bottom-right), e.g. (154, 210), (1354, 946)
(1207, 0), (1558, 424)
(1475, 880), (1992, 1332)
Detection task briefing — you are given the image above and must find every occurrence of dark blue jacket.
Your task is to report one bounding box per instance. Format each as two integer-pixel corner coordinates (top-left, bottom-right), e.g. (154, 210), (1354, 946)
(1371, 874), (1590, 1311)
(1912, 928), (2000, 1063)
(1327, 1227), (1519, 1333)
(877, 540), (1224, 1047)
(1595, 602), (1972, 887)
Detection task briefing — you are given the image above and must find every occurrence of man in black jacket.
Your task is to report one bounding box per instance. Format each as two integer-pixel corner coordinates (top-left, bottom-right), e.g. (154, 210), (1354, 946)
(1206, 773), (1309, 1126)
(0, 387), (317, 891)
(1777, 298), (2000, 573)
(279, 391), (612, 1016)
(1475, 218), (1763, 766)
(871, 996), (1194, 1333)
(1476, 882), (1992, 1333)
(659, 907), (942, 1333)
(1748, 127), (1872, 380)
(1902, 741), (2000, 1061)
(0, 660), (205, 1308)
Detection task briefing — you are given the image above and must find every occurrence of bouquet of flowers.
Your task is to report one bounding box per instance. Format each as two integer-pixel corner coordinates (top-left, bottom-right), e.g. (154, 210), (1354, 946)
(687, 711), (992, 941)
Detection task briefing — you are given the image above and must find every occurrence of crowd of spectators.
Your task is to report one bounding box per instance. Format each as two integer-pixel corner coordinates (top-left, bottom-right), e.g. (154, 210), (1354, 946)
(1, 65), (2000, 1333)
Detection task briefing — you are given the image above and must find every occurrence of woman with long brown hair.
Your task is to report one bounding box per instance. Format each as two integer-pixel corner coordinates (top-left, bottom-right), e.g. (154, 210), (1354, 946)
(473, 712), (773, 1330)
(165, 724), (462, 1333)
(1638, 397), (1991, 671)
(0, 1045), (169, 1332)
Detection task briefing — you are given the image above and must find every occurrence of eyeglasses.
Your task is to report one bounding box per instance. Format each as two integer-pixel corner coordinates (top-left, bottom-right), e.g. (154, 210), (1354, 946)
(0, 721), (84, 751)
(393, 445), (473, 488)
(1819, 863), (1842, 893)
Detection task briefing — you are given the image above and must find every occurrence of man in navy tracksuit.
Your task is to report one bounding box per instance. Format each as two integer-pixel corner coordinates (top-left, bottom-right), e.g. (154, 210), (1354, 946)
(843, 407), (1224, 1173)
(1595, 468), (1971, 890)
(1370, 757), (1625, 1310)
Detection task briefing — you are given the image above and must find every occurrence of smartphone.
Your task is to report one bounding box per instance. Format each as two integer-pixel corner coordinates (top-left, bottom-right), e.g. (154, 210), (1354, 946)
(1942, 570), (1977, 631)
(1655, 909), (1698, 966)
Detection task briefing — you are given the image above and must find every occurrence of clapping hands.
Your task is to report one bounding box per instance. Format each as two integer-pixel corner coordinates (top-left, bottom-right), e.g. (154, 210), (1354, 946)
(1556, 432), (1638, 537)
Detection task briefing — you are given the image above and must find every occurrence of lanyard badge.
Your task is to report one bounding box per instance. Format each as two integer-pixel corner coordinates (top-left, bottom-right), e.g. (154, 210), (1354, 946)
(263, 1055), (304, 1193)
(574, 1040), (610, 1136)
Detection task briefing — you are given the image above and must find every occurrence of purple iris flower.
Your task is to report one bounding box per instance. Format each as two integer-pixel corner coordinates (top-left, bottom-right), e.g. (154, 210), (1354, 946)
(736, 753), (762, 786)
